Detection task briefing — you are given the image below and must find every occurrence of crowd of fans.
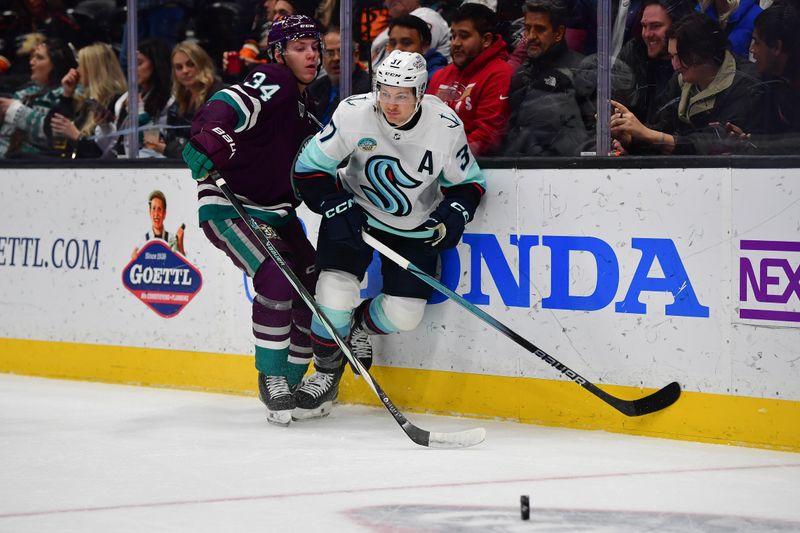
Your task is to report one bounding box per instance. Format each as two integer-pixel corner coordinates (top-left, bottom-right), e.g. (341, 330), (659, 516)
(0, 0), (797, 159)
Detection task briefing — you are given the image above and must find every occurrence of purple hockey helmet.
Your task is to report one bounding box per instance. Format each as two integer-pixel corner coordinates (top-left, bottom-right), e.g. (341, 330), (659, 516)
(267, 15), (321, 61)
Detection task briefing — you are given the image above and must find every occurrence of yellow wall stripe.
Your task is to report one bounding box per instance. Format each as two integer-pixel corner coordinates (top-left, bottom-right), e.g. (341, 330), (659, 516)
(2, 338), (798, 452)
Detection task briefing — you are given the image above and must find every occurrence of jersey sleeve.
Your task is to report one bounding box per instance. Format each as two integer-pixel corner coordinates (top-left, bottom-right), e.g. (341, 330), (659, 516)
(190, 66), (292, 168)
(437, 110), (487, 217)
(440, 115), (486, 191)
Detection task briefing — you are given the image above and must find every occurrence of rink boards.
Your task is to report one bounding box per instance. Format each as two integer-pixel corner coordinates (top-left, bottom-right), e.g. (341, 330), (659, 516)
(1, 166), (798, 452)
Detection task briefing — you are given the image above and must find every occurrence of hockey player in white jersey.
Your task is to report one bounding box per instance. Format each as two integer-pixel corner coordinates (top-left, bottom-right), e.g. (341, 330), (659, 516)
(292, 50), (486, 419)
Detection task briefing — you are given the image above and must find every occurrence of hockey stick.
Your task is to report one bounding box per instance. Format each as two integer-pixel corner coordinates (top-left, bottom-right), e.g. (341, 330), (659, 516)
(210, 171), (485, 448)
(362, 232), (681, 417)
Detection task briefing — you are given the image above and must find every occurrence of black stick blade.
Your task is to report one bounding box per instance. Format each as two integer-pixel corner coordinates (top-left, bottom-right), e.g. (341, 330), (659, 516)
(600, 381), (681, 417)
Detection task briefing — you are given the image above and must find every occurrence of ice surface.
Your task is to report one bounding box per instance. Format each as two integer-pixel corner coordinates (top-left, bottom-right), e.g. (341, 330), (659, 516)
(1, 374), (798, 532)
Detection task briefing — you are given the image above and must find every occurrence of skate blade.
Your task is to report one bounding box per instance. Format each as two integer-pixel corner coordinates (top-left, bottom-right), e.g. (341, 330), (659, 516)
(292, 401), (333, 421)
(266, 409), (292, 427)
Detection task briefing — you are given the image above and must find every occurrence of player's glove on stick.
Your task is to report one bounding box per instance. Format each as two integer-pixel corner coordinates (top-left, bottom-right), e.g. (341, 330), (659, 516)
(424, 199), (471, 249)
(320, 192), (366, 249)
(182, 125), (237, 180)
(182, 142), (214, 180)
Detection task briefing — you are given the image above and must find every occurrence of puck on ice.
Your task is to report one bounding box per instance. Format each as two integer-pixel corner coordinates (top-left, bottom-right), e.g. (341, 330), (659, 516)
(520, 494), (530, 520)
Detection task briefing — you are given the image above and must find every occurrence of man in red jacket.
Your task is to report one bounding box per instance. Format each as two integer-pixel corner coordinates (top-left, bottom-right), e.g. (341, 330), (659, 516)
(427, 2), (513, 156)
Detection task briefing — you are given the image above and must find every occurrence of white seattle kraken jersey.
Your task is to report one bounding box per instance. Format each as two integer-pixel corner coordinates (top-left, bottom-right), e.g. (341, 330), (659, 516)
(296, 93), (486, 235)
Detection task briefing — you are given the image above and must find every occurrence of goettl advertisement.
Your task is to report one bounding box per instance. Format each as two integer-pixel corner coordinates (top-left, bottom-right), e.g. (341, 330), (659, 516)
(122, 189), (202, 318)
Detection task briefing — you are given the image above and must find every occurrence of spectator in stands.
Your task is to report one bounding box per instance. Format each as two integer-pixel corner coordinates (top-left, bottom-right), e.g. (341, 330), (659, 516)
(722, 2), (800, 152)
(562, 0), (646, 56)
(119, 0), (192, 66)
(386, 14), (448, 81)
(501, 0), (589, 156)
(10, 0), (87, 48)
(162, 40), (224, 158)
(616, 0), (695, 125)
(610, 13), (763, 154)
(221, 0), (314, 83)
(0, 28), (45, 93)
(370, 0), (451, 67)
(308, 27), (371, 124)
(315, 0), (344, 31)
(112, 38), (174, 157)
(428, 3), (513, 156)
(696, 0), (762, 58)
(48, 42), (127, 158)
(0, 37), (75, 158)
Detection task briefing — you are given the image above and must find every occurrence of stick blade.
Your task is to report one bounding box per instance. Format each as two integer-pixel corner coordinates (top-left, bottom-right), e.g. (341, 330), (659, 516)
(427, 427), (487, 449)
(627, 381), (681, 416)
(403, 423), (486, 449)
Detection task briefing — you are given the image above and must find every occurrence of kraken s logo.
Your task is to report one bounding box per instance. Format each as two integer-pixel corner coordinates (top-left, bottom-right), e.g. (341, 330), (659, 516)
(362, 156), (422, 216)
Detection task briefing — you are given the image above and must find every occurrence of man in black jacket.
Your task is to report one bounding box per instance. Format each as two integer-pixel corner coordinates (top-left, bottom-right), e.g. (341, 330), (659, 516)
(611, 13), (763, 155)
(616, 0), (694, 125)
(308, 27), (371, 124)
(501, 0), (589, 156)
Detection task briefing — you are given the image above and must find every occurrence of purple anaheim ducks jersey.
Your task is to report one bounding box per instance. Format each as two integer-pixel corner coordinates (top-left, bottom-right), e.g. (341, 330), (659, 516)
(191, 64), (318, 225)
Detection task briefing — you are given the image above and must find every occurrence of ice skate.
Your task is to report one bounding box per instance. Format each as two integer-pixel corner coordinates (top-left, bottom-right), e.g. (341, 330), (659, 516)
(347, 300), (374, 376)
(292, 368), (343, 420)
(257, 373), (295, 427)
(347, 323), (373, 376)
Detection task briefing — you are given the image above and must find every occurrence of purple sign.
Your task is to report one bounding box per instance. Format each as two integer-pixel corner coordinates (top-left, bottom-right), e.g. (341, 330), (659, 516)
(739, 240), (800, 323)
(122, 240), (203, 318)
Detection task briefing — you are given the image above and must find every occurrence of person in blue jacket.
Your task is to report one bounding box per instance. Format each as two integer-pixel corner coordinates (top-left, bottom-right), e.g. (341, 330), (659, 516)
(696, 0), (762, 58)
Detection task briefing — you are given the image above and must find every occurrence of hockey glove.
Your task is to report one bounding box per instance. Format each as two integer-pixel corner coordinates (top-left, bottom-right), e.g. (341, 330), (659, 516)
(424, 199), (471, 250)
(183, 125), (237, 180)
(182, 141), (214, 180)
(320, 192), (366, 249)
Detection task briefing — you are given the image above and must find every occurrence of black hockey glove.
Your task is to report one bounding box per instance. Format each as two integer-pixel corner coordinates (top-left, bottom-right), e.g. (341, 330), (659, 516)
(424, 199), (471, 250)
(320, 192), (366, 249)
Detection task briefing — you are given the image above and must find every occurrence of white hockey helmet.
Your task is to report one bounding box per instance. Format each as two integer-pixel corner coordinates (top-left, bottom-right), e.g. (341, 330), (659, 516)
(374, 50), (428, 116)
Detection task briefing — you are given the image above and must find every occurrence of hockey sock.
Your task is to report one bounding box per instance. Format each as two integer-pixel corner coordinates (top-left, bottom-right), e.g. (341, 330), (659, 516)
(253, 293), (294, 377)
(310, 303), (351, 372)
(354, 298), (386, 335)
(285, 304), (313, 386)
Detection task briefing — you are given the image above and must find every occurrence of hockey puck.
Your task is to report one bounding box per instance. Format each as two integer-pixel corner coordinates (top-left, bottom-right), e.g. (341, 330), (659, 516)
(520, 494), (530, 520)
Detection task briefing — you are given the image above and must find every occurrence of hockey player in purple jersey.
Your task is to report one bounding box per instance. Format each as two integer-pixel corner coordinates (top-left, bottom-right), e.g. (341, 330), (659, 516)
(181, 15), (323, 427)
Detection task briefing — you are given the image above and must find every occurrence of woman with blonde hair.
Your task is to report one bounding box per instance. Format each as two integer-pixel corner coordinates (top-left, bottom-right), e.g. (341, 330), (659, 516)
(163, 40), (223, 158)
(49, 42), (127, 158)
